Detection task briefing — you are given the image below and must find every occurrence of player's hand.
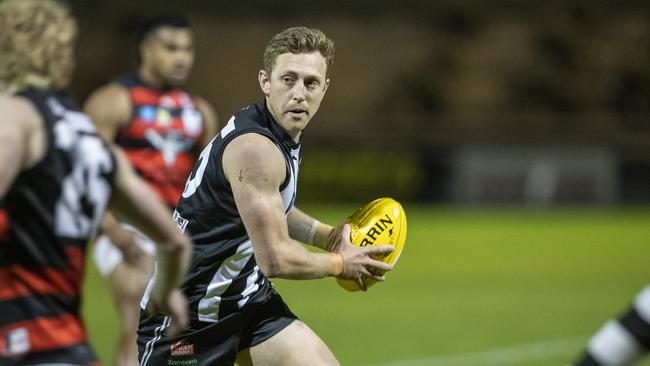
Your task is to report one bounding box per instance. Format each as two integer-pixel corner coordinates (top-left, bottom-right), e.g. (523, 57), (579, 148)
(147, 289), (189, 337)
(111, 229), (149, 268)
(324, 222), (345, 252)
(334, 224), (394, 291)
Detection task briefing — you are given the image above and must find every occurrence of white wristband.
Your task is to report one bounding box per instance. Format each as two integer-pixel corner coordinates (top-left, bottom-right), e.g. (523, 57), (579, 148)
(308, 220), (320, 245)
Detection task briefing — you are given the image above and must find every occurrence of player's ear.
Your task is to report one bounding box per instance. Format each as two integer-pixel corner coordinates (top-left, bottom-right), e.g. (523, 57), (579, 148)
(258, 69), (271, 96)
(323, 78), (330, 94)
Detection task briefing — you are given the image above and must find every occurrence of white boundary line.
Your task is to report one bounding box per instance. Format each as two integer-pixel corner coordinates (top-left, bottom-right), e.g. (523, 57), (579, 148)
(361, 336), (587, 366)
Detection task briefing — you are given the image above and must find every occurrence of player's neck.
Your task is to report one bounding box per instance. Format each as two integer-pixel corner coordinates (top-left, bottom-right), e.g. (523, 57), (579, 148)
(265, 100), (302, 143)
(138, 67), (166, 90)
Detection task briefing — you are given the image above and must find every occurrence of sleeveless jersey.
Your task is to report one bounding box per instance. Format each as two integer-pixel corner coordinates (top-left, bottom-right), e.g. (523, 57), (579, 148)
(114, 73), (204, 208)
(141, 100), (300, 323)
(0, 88), (115, 360)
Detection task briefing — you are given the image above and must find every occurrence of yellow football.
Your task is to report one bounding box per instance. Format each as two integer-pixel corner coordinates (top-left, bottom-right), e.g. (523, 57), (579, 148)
(336, 197), (407, 291)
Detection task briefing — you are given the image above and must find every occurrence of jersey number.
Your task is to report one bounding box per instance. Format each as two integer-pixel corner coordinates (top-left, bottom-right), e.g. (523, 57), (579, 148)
(182, 141), (213, 198)
(53, 105), (113, 239)
(182, 116), (235, 198)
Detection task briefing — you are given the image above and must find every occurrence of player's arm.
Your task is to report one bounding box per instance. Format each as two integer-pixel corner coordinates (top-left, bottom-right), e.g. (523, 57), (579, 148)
(100, 212), (148, 266)
(109, 147), (190, 335)
(223, 133), (393, 283)
(287, 207), (341, 252)
(84, 82), (131, 142)
(0, 95), (44, 198)
(84, 83), (146, 261)
(194, 96), (219, 148)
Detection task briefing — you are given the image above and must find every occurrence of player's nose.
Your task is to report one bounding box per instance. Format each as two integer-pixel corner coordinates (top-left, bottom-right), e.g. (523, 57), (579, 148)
(292, 82), (307, 102)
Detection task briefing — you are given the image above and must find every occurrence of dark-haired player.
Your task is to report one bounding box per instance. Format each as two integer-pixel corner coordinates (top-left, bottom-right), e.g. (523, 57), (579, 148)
(85, 14), (218, 366)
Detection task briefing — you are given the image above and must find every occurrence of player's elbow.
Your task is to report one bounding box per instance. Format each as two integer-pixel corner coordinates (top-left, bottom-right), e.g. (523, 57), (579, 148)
(256, 250), (290, 278)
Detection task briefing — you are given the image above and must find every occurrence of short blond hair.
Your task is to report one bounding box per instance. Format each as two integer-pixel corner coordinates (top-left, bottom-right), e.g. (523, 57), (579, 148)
(263, 26), (335, 77)
(0, 0), (77, 90)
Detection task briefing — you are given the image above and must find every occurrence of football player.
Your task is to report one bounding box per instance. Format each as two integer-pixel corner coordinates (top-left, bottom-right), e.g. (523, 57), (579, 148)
(0, 1), (190, 364)
(137, 26), (394, 366)
(84, 14), (218, 366)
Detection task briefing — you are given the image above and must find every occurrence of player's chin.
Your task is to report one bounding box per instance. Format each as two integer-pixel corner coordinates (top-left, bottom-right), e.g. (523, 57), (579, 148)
(284, 114), (310, 127)
(168, 78), (187, 87)
(168, 73), (189, 86)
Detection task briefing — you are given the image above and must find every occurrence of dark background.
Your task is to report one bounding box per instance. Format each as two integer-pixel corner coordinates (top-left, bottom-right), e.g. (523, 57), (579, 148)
(67, 0), (650, 205)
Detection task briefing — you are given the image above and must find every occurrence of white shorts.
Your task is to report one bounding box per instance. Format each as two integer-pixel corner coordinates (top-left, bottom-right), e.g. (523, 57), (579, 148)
(92, 223), (156, 277)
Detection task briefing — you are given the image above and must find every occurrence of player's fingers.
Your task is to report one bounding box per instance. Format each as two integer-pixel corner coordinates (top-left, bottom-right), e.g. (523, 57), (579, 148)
(370, 274), (386, 282)
(164, 297), (188, 337)
(366, 258), (393, 272)
(358, 267), (373, 277)
(165, 322), (181, 337)
(165, 313), (187, 337)
(363, 245), (394, 255)
(355, 274), (367, 292)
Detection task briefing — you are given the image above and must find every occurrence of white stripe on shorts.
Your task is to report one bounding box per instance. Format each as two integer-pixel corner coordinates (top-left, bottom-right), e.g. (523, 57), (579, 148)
(140, 316), (170, 366)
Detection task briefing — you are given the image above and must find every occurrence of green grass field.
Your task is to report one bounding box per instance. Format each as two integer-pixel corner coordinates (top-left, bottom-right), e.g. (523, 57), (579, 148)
(83, 205), (650, 366)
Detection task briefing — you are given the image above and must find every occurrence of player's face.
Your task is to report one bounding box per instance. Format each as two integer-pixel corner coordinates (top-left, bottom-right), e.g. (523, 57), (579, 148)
(142, 27), (194, 87)
(47, 18), (77, 89)
(259, 52), (330, 141)
(51, 37), (76, 89)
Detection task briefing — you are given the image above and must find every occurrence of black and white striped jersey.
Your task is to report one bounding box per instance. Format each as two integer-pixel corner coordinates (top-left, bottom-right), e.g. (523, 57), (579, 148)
(1, 88), (115, 359)
(141, 100), (301, 323)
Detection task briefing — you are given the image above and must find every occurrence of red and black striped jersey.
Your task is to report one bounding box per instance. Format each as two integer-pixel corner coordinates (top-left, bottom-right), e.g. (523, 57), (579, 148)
(114, 73), (205, 208)
(0, 88), (115, 364)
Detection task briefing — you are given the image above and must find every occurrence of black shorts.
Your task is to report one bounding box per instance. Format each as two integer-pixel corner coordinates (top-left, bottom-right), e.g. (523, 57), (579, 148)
(137, 290), (297, 366)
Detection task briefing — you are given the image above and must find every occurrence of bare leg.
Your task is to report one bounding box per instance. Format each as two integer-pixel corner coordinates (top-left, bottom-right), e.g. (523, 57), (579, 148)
(108, 256), (154, 366)
(236, 320), (339, 366)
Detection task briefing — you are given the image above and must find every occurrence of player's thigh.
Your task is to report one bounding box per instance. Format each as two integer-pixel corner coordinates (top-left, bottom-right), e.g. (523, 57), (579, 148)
(109, 263), (150, 300)
(236, 320), (339, 366)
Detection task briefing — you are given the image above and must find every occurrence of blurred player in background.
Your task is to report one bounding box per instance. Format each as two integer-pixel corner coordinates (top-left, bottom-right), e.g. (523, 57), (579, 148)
(84, 14), (218, 366)
(573, 285), (650, 366)
(0, 0), (190, 364)
(137, 26), (394, 366)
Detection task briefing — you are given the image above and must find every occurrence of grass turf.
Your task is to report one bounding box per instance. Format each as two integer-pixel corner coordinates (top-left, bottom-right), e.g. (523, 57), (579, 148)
(83, 205), (650, 365)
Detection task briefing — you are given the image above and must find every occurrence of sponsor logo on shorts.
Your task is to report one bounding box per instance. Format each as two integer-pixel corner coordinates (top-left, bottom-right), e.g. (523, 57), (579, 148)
(167, 359), (198, 365)
(170, 340), (194, 356)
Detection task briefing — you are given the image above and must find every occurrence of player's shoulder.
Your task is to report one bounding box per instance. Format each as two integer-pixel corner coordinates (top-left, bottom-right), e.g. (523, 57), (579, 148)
(191, 94), (217, 117)
(83, 81), (131, 119)
(89, 81), (129, 101)
(0, 92), (42, 129)
(222, 132), (285, 185)
(230, 101), (266, 127)
(0, 92), (32, 109)
(84, 79), (130, 110)
(190, 93), (209, 106)
(223, 128), (283, 165)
